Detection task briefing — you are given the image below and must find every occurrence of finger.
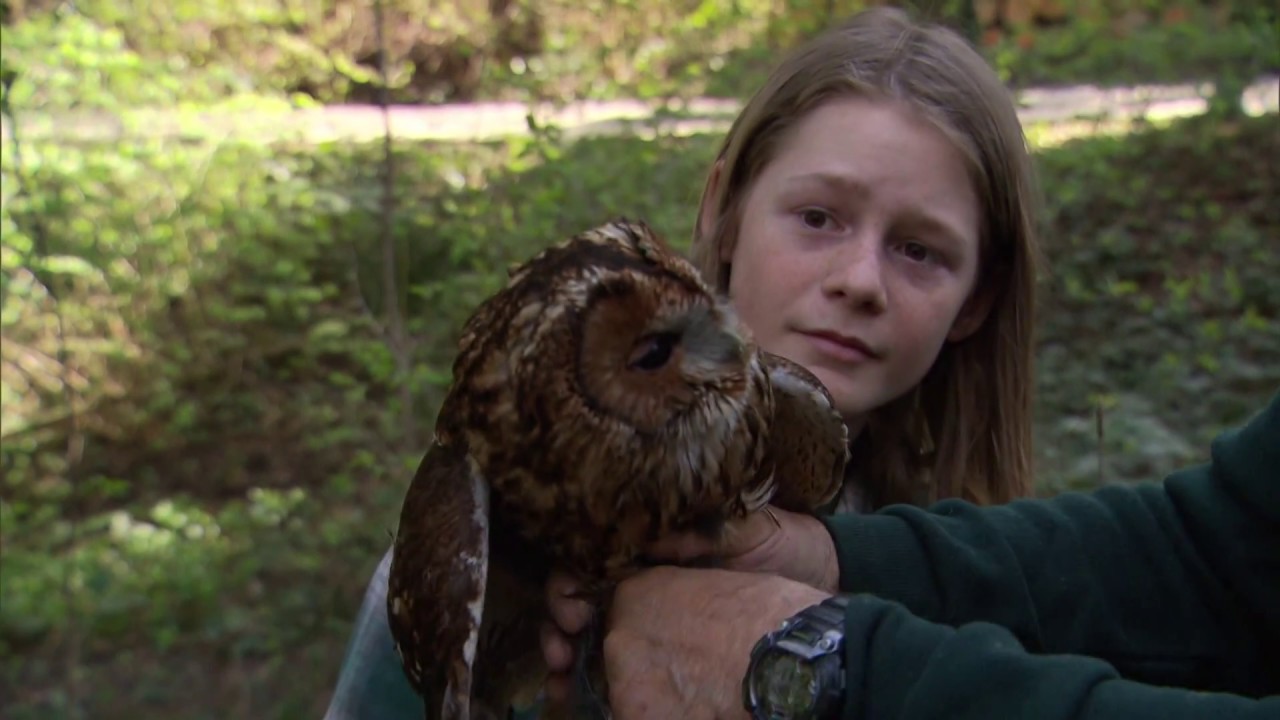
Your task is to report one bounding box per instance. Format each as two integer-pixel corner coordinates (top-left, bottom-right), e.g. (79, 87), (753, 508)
(714, 509), (779, 559)
(647, 509), (780, 563)
(546, 569), (593, 634)
(645, 531), (718, 562)
(541, 620), (575, 673)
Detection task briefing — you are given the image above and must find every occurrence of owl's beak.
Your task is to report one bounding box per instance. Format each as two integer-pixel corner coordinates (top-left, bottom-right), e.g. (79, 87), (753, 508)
(681, 307), (747, 370)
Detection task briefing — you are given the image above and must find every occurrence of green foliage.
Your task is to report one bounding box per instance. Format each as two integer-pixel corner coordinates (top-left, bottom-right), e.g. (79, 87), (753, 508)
(0, 6), (290, 111)
(4, 0), (1273, 109)
(1032, 114), (1279, 492)
(987, 2), (1278, 95)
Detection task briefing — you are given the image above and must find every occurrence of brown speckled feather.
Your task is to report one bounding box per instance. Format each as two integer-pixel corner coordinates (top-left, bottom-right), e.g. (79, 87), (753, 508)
(386, 441), (493, 719)
(760, 352), (849, 513)
(387, 218), (848, 719)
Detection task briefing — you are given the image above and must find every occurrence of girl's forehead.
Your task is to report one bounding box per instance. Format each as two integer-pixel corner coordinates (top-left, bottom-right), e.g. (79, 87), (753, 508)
(771, 96), (945, 158)
(768, 100), (974, 186)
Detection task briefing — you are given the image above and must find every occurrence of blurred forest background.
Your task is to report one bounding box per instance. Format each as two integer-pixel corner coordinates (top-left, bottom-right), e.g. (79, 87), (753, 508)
(0, 0), (1277, 717)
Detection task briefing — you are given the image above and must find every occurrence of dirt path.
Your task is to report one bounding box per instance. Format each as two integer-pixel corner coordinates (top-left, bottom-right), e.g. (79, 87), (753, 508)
(2, 76), (1275, 145)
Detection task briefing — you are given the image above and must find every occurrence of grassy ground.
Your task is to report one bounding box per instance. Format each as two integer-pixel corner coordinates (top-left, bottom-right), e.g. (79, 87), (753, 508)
(1, 106), (1277, 718)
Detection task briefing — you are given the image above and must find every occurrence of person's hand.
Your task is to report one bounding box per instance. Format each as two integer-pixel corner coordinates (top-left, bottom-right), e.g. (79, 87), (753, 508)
(608, 565), (831, 719)
(648, 505), (840, 591)
(540, 506), (841, 704)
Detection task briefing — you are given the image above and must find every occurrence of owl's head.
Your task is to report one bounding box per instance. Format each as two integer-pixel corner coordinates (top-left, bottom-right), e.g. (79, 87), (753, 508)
(569, 221), (757, 433)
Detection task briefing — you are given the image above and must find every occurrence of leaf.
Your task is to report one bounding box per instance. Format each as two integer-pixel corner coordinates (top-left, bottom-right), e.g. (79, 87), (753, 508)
(35, 254), (97, 277)
(307, 318), (349, 342)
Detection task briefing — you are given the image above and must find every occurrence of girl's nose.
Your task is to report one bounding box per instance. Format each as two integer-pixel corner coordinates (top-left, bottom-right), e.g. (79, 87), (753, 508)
(820, 231), (888, 314)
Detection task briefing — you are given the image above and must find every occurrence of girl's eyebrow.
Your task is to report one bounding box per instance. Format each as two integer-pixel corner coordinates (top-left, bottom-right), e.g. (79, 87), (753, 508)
(783, 172), (872, 199)
(898, 209), (972, 252)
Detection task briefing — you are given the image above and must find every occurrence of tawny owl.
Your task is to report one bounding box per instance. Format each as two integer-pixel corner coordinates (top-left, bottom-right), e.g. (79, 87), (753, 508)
(386, 218), (850, 720)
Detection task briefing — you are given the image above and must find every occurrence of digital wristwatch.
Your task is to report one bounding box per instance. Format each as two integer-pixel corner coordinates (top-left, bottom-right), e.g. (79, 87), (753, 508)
(742, 594), (850, 720)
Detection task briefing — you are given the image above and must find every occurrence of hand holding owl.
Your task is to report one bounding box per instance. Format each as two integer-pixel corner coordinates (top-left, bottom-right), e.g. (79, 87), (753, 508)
(540, 504), (841, 707)
(581, 566), (831, 719)
(645, 503), (840, 591)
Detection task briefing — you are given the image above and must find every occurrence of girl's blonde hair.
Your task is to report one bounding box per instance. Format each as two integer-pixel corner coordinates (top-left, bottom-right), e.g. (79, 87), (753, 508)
(691, 6), (1042, 508)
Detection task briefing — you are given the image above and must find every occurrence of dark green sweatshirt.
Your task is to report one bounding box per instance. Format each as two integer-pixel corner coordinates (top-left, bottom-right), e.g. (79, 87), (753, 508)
(821, 392), (1279, 719)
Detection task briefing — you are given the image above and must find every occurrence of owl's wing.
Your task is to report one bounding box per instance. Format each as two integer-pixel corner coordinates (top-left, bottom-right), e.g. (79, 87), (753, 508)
(387, 441), (550, 720)
(387, 440), (493, 720)
(760, 352), (851, 513)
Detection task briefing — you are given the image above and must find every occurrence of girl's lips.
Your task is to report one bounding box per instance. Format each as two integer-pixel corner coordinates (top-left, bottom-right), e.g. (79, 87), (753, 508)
(800, 330), (879, 364)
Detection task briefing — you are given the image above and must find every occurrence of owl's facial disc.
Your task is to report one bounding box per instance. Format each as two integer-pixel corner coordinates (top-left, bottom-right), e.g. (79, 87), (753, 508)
(579, 285), (748, 432)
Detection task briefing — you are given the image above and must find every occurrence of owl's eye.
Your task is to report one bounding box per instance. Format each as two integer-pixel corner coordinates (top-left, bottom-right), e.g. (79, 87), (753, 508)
(627, 332), (679, 371)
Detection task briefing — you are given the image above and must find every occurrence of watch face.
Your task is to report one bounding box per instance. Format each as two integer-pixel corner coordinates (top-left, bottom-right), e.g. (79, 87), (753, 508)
(757, 652), (818, 716)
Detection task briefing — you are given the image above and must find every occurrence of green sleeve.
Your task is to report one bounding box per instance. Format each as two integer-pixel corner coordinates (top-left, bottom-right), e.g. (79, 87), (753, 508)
(839, 594), (1280, 720)
(822, 393), (1279, 698)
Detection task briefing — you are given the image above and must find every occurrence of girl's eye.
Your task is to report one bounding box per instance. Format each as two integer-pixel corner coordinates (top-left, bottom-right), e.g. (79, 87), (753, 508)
(904, 242), (928, 261)
(901, 241), (932, 263)
(800, 209), (833, 230)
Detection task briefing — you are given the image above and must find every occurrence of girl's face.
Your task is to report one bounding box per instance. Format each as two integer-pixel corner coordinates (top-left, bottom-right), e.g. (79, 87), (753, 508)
(717, 96), (988, 432)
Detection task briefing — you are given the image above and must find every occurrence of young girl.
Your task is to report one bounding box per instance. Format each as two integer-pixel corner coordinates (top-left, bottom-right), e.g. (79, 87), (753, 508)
(688, 4), (1041, 514)
(325, 7), (1043, 719)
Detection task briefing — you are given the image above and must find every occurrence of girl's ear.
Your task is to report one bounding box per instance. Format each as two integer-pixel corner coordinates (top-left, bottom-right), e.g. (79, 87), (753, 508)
(695, 158), (728, 260)
(947, 284), (995, 342)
